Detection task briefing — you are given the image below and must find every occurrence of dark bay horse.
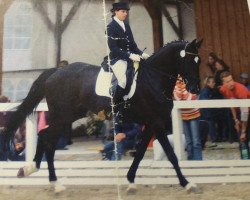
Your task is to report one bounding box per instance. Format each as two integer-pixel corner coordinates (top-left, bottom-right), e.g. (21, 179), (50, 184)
(4, 39), (202, 192)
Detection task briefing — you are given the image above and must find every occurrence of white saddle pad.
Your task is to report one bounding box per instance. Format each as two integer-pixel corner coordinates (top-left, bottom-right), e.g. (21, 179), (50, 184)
(95, 68), (138, 100)
(95, 68), (112, 98)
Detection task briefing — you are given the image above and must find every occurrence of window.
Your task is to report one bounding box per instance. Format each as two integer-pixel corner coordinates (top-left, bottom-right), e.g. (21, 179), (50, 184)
(2, 78), (33, 102)
(15, 79), (32, 101)
(3, 1), (32, 71)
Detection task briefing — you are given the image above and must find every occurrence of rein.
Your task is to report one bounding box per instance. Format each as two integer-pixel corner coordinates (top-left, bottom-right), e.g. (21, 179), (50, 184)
(138, 43), (200, 102)
(139, 64), (178, 102)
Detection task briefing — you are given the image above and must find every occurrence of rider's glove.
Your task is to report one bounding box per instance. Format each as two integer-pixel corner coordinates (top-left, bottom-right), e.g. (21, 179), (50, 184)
(129, 53), (141, 62)
(141, 53), (150, 59)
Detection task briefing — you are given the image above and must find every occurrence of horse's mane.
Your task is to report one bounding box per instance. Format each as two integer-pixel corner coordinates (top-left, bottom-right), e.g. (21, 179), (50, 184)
(146, 40), (188, 65)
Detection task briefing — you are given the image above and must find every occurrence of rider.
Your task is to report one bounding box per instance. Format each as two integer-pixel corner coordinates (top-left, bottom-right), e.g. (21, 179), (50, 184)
(107, 2), (149, 106)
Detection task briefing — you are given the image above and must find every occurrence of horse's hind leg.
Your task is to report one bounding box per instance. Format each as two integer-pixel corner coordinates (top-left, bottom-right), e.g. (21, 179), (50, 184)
(17, 128), (49, 178)
(156, 132), (193, 189)
(43, 125), (61, 182)
(33, 128), (49, 168)
(45, 145), (57, 181)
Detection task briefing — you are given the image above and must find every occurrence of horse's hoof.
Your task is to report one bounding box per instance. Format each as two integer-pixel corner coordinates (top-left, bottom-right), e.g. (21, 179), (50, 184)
(185, 182), (198, 194)
(126, 183), (137, 194)
(17, 162), (38, 178)
(51, 181), (66, 193)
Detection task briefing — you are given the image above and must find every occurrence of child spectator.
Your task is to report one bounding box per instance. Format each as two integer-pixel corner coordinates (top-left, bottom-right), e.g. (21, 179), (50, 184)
(173, 76), (202, 160)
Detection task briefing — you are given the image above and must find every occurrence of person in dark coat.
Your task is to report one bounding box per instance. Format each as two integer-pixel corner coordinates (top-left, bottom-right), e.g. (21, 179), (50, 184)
(0, 96), (12, 160)
(100, 123), (143, 160)
(199, 76), (219, 148)
(107, 2), (149, 104)
(214, 59), (229, 87)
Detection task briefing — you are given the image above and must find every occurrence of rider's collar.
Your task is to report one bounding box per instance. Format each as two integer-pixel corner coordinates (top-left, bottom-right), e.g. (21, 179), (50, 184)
(114, 16), (126, 32)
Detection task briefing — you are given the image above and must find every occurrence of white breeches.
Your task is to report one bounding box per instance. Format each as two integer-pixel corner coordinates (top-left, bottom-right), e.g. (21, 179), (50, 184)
(111, 60), (127, 89)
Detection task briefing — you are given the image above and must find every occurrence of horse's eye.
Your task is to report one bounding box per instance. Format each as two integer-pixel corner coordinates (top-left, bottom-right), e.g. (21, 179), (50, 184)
(194, 56), (199, 63)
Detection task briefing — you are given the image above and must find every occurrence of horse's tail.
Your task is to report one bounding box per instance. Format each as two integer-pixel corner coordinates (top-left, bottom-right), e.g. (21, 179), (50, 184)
(4, 68), (58, 149)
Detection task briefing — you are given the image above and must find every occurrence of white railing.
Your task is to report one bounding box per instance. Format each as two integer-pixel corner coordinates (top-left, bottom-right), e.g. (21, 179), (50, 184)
(172, 99), (250, 160)
(0, 99), (250, 162)
(0, 103), (48, 162)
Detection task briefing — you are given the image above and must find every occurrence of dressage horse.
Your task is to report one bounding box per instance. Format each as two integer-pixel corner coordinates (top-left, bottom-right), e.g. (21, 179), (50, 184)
(4, 39), (202, 192)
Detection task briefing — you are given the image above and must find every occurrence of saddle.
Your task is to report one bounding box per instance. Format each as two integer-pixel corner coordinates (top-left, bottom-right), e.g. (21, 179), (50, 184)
(95, 57), (139, 101)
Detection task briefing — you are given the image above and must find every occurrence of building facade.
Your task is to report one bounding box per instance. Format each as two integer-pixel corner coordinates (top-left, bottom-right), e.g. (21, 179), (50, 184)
(2, 0), (196, 101)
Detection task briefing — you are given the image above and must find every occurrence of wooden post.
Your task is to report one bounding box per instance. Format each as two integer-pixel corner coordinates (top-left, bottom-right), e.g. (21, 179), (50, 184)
(142, 0), (163, 51)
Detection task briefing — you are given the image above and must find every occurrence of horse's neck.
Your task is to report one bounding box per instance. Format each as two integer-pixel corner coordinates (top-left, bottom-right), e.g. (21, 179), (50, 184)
(144, 55), (178, 79)
(137, 43), (184, 100)
(138, 61), (177, 102)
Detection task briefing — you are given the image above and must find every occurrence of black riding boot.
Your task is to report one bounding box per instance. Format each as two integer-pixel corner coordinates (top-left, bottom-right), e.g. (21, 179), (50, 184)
(112, 85), (125, 132)
(113, 85), (125, 105)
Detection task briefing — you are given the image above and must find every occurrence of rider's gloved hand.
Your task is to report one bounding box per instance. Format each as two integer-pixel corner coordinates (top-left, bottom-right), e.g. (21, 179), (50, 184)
(129, 53), (141, 62)
(141, 53), (150, 59)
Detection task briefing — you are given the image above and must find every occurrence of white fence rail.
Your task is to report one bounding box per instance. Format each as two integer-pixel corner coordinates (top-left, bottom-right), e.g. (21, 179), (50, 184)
(172, 99), (250, 160)
(1, 160), (250, 186)
(0, 99), (250, 161)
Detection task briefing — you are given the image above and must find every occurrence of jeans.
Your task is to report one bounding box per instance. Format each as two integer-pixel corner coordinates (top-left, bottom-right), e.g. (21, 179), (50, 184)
(183, 118), (202, 160)
(103, 139), (136, 160)
(0, 133), (7, 161)
(208, 120), (217, 142)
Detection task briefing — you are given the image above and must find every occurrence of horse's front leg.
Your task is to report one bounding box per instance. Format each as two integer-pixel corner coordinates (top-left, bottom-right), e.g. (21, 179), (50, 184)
(127, 128), (153, 192)
(156, 132), (197, 192)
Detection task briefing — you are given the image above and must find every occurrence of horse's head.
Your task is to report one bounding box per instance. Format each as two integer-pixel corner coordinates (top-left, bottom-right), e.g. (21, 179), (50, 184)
(177, 39), (203, 94)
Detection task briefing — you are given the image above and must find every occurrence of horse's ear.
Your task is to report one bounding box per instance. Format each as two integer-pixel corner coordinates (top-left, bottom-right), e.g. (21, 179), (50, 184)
(196, 39), (203, 49)
(190, 39), (197, 46)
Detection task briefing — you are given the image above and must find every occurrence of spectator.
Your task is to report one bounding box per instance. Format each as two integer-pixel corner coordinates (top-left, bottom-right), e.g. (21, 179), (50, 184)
(220, 71), (250, 159)
(214, 59), (230, 87)
(10, 122), (26, 161)
(239, 72), (250, 91)
(207, 52), (219, 74)
(58, 60), (69, 68)
(0, 96), (26, 161)
(99, 111), (113, 143)
(0, 95), (11, 161)
(173, 76), (202, 160)
(199, 76), (218, 148)
(213, 59), (232, 141)
(100, 123), (142, 160)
